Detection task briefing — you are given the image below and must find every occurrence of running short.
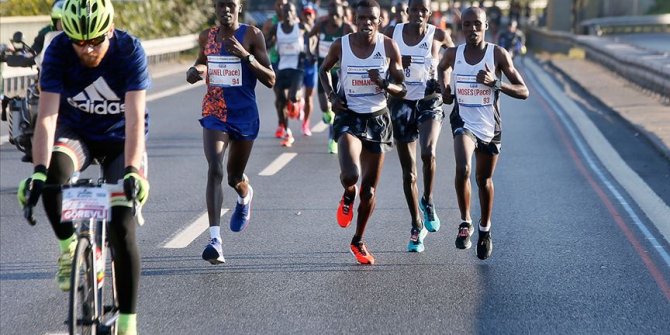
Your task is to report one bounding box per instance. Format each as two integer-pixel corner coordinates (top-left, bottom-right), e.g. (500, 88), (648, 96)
(333, 107), (393, 153)
(449, 106), (501, 155)
(53, 126), (127, 181)
(389, 95), (444, 143)
(199, 115), (260, 141)
(276, 68), (304, 92)
(303, 62), (318, 89)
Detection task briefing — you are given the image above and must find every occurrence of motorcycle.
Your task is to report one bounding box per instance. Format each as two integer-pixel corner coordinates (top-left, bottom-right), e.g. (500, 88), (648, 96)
(1, 31), (39, 162)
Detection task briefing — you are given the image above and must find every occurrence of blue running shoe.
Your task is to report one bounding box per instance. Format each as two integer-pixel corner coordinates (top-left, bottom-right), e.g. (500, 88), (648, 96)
(202, 238), (225, 264)
(420, 197), (441, 232)
(407, 226), (428, 252)
(230, 185), (253, 232)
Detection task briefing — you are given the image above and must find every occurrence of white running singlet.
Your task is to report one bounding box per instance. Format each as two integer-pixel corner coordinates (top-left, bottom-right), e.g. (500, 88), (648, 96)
(452, 43), (499, 142)
(393, 23), (436, 100)
(339, 33), (388, 114)
(277, 23), (304, 70)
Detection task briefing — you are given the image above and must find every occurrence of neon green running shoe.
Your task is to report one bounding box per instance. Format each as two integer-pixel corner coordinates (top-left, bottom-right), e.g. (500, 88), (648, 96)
(55, 240), (76, 291)
(328, 139), (338, 154)
(322, 110), (335, 124)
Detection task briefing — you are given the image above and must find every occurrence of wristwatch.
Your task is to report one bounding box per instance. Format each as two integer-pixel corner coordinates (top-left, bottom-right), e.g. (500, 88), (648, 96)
(243, 54), (255, 64)
(492, 79), (502, 91)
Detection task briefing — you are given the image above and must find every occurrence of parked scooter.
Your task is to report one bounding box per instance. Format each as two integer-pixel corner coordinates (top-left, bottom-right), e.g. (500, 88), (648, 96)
(1, 31), (39, 162)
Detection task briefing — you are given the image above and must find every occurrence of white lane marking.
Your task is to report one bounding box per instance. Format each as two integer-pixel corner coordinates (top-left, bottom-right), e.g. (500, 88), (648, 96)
(0, 134), (8, 145)
(162, 209), (229, 249)
(147, 81), (205, 102)
(527, 60), (670, 268)
(258, 153), (298, 176)
(44, 332), (67, 335)
(311, 121), (329, 133)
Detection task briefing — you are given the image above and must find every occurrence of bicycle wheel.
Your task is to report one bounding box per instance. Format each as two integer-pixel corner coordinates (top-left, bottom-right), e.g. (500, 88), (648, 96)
(98, 247), (119, 335)
(69, 237), (97, 335)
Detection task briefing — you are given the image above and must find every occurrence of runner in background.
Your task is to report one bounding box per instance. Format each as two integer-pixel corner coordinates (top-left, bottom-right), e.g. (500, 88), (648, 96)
(299, 2), (319, 136)
(307, 0), (355, 153)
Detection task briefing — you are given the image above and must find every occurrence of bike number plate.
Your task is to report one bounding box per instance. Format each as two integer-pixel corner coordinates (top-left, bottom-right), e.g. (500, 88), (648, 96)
(61, 187), (110, 222)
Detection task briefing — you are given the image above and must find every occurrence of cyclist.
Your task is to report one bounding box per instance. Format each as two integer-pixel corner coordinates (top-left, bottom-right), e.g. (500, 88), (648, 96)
(437, 6), (528, 260)
(17, 1), (150, 334)
(383, 0), (453, 252)
(186, 0), (275, 264)
(319, 0), (405, 264)
(31, 0), (66, 55)
(497, 20), (526, 60)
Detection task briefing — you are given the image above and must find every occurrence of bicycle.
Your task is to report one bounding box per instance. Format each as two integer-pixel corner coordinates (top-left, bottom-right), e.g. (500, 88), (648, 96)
(24, 175), (141, 335)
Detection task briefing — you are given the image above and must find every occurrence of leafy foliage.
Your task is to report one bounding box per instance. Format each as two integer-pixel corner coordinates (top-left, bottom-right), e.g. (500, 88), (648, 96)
(0, 0), (216, 39)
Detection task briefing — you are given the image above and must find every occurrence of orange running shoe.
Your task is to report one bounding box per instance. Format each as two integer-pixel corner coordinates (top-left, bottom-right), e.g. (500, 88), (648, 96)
(275, 125), (286, 138)
(337, 185), (357, 228)
(350, 241), (375, 265)
(287, 101), (300, 119)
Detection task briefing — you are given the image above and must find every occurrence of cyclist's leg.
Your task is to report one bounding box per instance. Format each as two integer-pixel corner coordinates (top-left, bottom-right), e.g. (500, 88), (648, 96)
(43, 128), (92, 239)
(101, 146), (143, 333)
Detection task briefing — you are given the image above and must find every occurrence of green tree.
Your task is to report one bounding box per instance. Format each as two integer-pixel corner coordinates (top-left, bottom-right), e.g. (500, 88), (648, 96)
(646, 0), (670, 14)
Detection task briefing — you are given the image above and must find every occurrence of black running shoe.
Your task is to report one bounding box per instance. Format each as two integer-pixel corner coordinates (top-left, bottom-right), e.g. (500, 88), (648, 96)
(476, 231), (493, 260)
(455, 221), (473, 249)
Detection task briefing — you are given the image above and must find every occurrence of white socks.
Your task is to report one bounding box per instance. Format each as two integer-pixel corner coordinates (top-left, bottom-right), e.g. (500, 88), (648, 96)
(209, 226), (221, 241)
(237, 185), (253, 205)
(479, 222), (491, 232)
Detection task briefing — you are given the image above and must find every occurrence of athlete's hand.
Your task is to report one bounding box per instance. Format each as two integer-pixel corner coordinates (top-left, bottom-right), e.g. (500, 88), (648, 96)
(442, 91), (455, 105)
(186, 66), (203, 84)
(367, 68), (384, 88)
(17, 166), (47, 208)
(331, 95), (348, 113)
(401, 55), (412, 69)
(477, 63), (496, 87)
(223, 35), (246, 59)
(123, 167), (149, 206)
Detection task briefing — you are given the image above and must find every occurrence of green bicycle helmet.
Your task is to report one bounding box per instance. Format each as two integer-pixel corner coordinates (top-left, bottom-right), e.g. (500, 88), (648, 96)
(51, 0), (65, 27)
(61, 0), (114, 41)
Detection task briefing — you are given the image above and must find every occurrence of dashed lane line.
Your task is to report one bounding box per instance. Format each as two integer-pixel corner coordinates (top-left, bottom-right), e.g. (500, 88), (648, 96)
(258, 153), (297, 176)
(162, 209), (229, 248)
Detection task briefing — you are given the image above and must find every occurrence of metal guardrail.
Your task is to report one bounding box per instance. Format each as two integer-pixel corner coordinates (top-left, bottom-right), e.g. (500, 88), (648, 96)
(527, 26), (670, 100)
(580, 14), (670, 36)
(2, 33), (198, 97)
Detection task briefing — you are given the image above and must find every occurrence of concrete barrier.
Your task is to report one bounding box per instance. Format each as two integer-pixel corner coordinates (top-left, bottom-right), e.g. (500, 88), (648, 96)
(527, 26), (670, 100)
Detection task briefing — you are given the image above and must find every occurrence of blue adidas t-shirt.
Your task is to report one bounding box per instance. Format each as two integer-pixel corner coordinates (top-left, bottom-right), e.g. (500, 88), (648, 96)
(40, 30), (150, 142)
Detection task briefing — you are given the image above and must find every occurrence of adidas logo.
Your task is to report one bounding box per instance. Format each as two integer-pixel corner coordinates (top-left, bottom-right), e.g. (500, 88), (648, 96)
(372, 51), (383, 60)
(67, 77), (124, 115)
(419, 42), (429, 49)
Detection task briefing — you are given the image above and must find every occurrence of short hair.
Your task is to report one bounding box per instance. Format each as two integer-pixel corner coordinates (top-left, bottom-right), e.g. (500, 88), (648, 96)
(355, 0), (381, 11)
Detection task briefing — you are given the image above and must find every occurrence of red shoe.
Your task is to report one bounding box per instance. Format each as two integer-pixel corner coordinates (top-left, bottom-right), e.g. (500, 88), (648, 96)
(287, 101), (300, 119)
(350, 241), (375, 265)
(275, 125), (286, 138)
(336, 185), (357, 228)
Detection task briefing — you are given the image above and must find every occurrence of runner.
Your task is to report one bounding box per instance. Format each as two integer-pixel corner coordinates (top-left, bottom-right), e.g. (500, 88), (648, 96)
(383, 0), (454, 253)
(437, 6), (529, 260)
(17, 1), (149, 333)
(266, 2), (309, 147)
(186, 0), (275, 264)
(307, 0), (355, 153)
(319, 0), (405, 264)
(299, 2), (318, 136)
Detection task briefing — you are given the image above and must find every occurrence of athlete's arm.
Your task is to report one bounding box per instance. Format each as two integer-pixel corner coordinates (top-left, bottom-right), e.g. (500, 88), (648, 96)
(265, 24), (277, 49)
(186, 29), (208, 84)
(318, 38), (346, 112)
(495, 46), (528, 99)
(382, 37), (406, 98)
(306, 20), (321, 38)
(32, 91), (60, 168)
(434, 28), (455, 49)
(124, 90), (146, 169)
(244, 26), (275, 88)
(437, 47), (456, 104)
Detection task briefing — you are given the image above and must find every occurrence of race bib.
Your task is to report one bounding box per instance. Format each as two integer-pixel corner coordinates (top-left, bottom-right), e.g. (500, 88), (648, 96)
(278, 42), (300, 56)
(207, 55), (242, 87)
(344, 66), (384, 97)
(455, 75), (494, 106)
(405, 56), (427, 86)
(61, 187), (110, 222)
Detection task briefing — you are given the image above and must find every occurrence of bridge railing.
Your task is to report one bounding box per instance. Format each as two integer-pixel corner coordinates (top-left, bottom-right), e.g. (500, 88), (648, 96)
(527, 26), (670, 100)
(580, 14), (670, 36)
(2, 33), (198, 97)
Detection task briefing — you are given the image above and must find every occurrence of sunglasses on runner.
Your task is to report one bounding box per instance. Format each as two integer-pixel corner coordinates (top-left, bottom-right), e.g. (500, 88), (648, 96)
(70, 34), (107, 47)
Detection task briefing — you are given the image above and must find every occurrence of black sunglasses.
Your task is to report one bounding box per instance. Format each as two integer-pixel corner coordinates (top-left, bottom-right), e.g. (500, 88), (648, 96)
(70, 34), (107, 47)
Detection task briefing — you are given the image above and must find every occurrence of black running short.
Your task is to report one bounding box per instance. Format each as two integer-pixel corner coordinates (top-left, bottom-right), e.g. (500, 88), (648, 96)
(333, 107), (393, 153)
